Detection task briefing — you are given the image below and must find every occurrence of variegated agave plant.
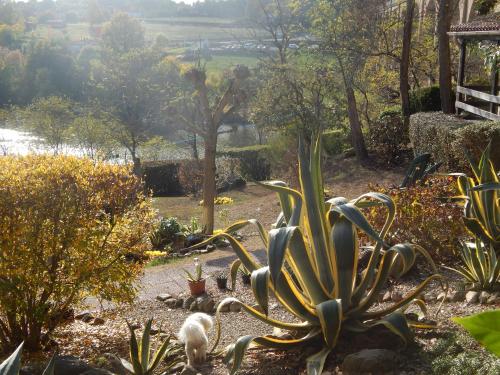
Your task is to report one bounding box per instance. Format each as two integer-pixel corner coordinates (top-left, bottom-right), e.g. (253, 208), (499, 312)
(207, 137), (443, 375)
(454, 143), (500, 252)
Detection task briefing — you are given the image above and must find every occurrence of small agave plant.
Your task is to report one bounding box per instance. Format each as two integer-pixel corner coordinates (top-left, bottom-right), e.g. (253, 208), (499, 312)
(203, 136), (443, 374)
(0, 342), (55, 375)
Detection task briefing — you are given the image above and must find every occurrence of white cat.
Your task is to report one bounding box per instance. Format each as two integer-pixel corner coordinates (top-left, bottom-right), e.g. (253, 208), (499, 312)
(178, 312), (213, 368)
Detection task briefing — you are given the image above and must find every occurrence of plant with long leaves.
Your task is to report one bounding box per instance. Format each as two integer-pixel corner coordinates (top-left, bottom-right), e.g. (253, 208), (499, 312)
(0, 342), (55, 375)
(454, 143), (500, 252)
(120, 319), (183, 375)
(199, 137), (443, 374)
(447, 240), (500, 291)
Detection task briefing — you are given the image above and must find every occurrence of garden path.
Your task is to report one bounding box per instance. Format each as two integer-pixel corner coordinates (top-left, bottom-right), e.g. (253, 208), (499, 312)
(138, 245), (267, 300)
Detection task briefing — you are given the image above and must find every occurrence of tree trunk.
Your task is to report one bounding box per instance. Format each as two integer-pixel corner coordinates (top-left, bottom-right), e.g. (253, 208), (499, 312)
(132, 155), (142, 177)
(202, 131), (217, 235)
(437, 0), (454, 113)
(401, 0), (415, 127)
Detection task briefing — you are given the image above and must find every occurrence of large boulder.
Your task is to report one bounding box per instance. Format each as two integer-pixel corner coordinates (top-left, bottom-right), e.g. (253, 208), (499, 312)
(342, 349), (398, 375)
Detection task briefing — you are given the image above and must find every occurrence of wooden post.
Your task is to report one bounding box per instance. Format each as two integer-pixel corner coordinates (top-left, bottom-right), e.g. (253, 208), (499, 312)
(456, 38), (466, 115)
(490, 46), (499, 114)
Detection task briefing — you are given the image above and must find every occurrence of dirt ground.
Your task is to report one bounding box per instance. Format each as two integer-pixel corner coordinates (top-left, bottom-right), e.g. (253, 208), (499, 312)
(27, 159), (500, 374)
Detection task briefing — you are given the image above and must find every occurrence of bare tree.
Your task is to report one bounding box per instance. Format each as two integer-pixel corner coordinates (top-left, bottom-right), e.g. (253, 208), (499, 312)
(401, 0), (416, 126)
(437, 0), (454, 113)
(183, 66), (250, 234)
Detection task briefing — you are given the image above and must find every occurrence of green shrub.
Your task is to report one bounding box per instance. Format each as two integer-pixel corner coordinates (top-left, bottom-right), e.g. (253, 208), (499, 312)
(409, 85), (442, 114)
(369, 111), (411, 165)
(219, 145), (271, 181)
(367, 177), (467, 262)
(150, 217), (183, 249)
(143, 161), (183, 196)
(0, 155), (154, 352)
(322, 129), (350, 156)
(409, 112), (500, 171)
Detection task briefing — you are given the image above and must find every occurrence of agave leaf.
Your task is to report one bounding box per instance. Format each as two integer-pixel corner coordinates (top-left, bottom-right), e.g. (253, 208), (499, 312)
(257, 180), (303, 226)
(453, 310), (500, 356)
(141, 318), (153, 373)
(306, 347), (331, 375)
(315, 300), (342, 348)
(371, 312), (413, 345)
(472, 182), (500, 192)
(224, 219), (269, 247)
(119, 358), (135, 374)
(41, 353), (56, 375)
(229, 259), (242, 291)
(127, 321), (143, 375)
(251, 267), (270, 316)
(331, 216), (358, 305)
(299, 137), (334, 294)
(0, 342), (23, 375)
(148, 335), (172, 373)
(329, 202), (388, 248)
(225, 335), (256, 374)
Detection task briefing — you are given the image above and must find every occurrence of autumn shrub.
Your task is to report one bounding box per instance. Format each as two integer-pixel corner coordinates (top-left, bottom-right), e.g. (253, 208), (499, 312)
(366, 177), (467, 262)
(0, 155), (154, 352)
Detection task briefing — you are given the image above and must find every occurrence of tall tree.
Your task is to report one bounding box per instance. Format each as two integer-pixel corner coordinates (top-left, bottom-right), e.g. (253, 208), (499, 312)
(401, 0), (415, 127)
(101, 13), (145, 54)
(437, 0), (454, 113)
(183, 65), (249, 234)
(310, 0), (373, 162)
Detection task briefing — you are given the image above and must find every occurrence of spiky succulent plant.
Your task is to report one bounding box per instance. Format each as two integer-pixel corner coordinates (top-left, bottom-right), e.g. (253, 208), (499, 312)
(200, 136), (443, 374)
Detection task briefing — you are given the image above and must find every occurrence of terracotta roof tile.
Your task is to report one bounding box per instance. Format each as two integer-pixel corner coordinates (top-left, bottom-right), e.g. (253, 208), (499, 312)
(450, 13), (500, 33)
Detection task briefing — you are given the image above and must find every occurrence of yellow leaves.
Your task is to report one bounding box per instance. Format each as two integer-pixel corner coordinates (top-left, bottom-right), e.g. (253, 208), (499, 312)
(0, 154), (155, 347)
(198, 196), (234, 206)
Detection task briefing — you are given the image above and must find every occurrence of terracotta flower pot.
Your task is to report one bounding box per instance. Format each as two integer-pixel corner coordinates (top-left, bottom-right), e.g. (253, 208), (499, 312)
(188, 279), (206, 296)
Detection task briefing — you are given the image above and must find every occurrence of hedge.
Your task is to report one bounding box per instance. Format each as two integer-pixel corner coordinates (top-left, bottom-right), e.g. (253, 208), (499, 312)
(409, 85), (442, 114)
(142, 160), (183, 196)
(322, 129), (350, 156)
(218, 145), (272, 181)
(409, 112), (500, 171)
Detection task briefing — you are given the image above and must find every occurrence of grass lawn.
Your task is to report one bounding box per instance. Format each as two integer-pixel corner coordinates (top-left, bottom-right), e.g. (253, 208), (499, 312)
(205, 54), (260, 72)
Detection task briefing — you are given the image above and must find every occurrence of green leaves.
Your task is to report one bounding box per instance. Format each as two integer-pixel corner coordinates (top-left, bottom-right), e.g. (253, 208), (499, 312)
(123, 318), (181, 375)
(453, 310), (500, 357)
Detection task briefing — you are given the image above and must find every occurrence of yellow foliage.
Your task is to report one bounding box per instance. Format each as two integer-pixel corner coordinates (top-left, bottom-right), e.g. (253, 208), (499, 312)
(198, 196), (234, 206)
(0, 155), (155, 351)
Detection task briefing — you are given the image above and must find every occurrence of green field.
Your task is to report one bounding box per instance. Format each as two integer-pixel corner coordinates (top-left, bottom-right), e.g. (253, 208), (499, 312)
(35, 17), (260, 44)
(205, 54), (260, 72)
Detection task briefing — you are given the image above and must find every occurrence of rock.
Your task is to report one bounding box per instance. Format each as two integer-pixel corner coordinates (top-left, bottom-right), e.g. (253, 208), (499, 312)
(189, 301), (198, 311)
(175, 298), (184, 308)
(487, 292), (499, 305)
(382, 291), (392, 303)
(156, 293), (172, 302)
(81, 370), (114, 375)
(75, 311), (94, 322)
(196, 294), (213, 312)
(149, 327), (161, 335)
(466, 291), (479, 304)
(52, 356), (104, 375)
(342, 349), (398, 375)
(272, 327), (293, 340)
(479, 291), (490, 304)
(206, 244), (216, 252)
(450, 290), (466, 302)
(229, 301), (241, 312)
(165, 298), (177, 309)
(202, 299), (215, 313)
(391, 291), (403, 302)
(183, 296), (195, 309)
(91, 317), (105, 325)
